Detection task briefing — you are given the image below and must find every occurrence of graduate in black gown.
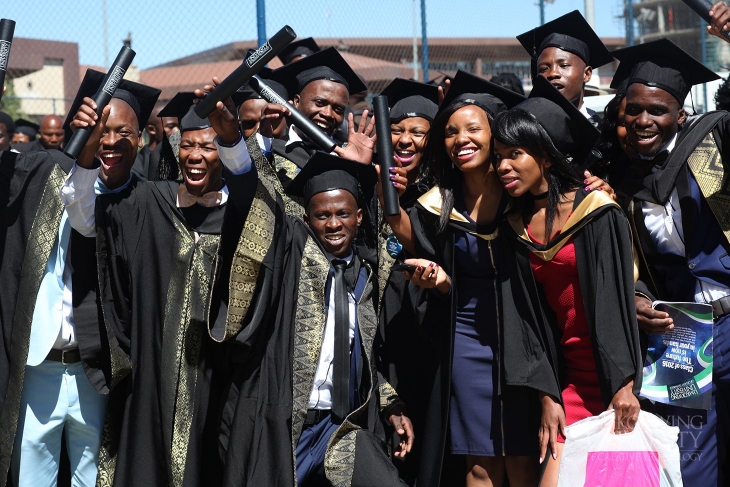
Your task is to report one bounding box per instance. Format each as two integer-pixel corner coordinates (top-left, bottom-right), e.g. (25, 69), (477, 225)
(1, 71), (160, 486)
(381, 71), (539, 487)
(206, 115), (414, 485)
(516, 10), (613, 128)
(611, 37), (730, 487)
(62, 86), (254, 487)
(493, 76), (642, 487)
(373, 77), (440, 485)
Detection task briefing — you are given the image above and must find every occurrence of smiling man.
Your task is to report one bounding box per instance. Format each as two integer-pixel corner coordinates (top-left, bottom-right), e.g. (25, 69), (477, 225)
(611, 38), (730, 486)
(517, 10), (614, 127)
(259, 48), (375, 181)
(61, 89), (254, 486)
(205, 146), (413, 486)
(0, 70), (160, 486)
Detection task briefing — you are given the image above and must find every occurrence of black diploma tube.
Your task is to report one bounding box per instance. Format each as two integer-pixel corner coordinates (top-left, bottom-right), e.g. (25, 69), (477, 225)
(64, 46), (136, 159)
(372, 95), (400, 217)
(194, 26), (297, 118)
(682, 0), (730, 40)
(248, 75), (336, 152)
(0, 19), (16, 102)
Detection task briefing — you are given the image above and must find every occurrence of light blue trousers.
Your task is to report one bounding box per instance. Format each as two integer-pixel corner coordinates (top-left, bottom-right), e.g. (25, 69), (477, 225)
(11, 360), (108, 487)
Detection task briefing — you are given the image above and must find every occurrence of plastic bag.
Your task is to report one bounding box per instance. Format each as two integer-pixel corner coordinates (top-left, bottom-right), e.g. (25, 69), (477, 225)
(557, 410), (683, 487)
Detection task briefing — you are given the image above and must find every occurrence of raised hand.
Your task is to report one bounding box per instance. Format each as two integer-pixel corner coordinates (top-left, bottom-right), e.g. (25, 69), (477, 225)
(709, 2), (730, 42)
(193, 77), (240, 144)
(71, 97), (110, 168)
(334, 110), (376, 164)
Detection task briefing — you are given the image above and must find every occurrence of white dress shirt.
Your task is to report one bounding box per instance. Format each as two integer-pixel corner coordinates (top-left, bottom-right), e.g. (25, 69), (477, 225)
(308, 251), (358, 410)
(62, 138), (252, 238)
(640, 134), (730, 304)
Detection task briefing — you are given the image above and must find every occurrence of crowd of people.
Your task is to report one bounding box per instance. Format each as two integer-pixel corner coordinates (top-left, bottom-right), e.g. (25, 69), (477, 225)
(3, 3), (730, 486)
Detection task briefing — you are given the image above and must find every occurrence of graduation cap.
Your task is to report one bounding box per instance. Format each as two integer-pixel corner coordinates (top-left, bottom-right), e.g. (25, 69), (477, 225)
(440, 70), (526, 118)
(0, 112), (15, 133)
(159, 91), (256, 133)
(63, 69), (161, 141)
(15, 118), (39, 139)
(611, 38), (719, 103)
(517, 10), (613, 69)
(380, 78), (439, 123)
(490, 73), (525, 96)
(513, 75), (599, 162)
(286, 151), (377, 205)
(277, 37), (321, 65)
(270, 47), (367, 97)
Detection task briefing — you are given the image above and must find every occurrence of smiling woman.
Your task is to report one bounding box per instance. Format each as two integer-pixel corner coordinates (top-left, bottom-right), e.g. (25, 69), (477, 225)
(381, 72), (539, 487)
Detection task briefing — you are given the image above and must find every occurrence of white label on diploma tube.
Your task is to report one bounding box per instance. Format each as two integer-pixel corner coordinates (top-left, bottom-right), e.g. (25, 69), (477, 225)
(246, 43), (271, 68)
(103, 66), (126, 97)
(0, 40), (10, 71)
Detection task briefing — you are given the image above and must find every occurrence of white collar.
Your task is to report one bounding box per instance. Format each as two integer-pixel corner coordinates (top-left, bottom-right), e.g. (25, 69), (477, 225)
(286, 125), (303, 148)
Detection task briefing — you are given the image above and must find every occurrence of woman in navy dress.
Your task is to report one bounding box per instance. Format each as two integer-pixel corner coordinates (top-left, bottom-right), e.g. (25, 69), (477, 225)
(381, 72), (538, 487)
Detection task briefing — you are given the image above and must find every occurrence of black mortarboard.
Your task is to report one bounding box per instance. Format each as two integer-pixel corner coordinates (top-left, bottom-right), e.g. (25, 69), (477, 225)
(271, 47), (367, 96)
(244, 48), (273, 78)
(611, 38), (719, 103)
(441, 70), (526, 118)
(380, 78), (439, 122)
(15, 118), (39, 139)
(490, 73), (526, 96)
(286, 152), (377, 205)
(0, 112), (15, 133)
(517, 10), (613, 69)
(63, 69), (161, 140)
(514, 75), (599, 161)
(277, 37), (321, 65)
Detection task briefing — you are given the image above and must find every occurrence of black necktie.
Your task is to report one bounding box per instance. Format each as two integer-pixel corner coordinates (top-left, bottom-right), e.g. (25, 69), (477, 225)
(331, 259), (350, 421)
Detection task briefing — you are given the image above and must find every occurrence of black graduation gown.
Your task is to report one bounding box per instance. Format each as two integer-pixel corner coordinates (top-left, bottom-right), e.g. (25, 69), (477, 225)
(499, 189), (643, 408)
(0, 149), (121, 485)
(403, 185), (518, 487)
(208, 168), (405, 487)
(13, 138), (46, 153)
(94, 173), (253, 487)
(375, 182), (438, 486)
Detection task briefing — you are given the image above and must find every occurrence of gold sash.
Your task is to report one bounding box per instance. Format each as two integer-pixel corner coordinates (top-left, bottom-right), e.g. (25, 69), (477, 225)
(417, 186), (499, 241)
(686, 130), (730, 245)
(508, 190), (618, 262)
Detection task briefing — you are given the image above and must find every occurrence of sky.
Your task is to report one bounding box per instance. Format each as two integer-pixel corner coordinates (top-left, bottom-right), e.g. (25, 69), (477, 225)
(3, 0), (628, 70)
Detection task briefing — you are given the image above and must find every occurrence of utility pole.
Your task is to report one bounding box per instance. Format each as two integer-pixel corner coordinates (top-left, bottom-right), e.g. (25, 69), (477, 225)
(585, 0), (595, 27)
(103, 0), (109, 69)
(412, 0), (419, 80)
(627, 0), (635, 46)
(256, 0), (266, 47)
(421, 0), (429, 81)
(540, 0), (546, 25)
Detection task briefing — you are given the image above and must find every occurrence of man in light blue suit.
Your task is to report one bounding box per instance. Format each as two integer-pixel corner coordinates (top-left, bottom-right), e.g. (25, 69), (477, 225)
(0, 71), (160, 486)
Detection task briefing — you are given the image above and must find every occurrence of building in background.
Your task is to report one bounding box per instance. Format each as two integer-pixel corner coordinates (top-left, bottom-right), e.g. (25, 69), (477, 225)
(632, 0), (730, 70)
(141, 35), (625, 102)
(6, 38), (80, 119)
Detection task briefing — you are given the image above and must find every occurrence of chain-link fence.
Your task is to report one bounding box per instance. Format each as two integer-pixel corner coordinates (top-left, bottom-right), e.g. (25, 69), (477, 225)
(6, 0), (725, 127)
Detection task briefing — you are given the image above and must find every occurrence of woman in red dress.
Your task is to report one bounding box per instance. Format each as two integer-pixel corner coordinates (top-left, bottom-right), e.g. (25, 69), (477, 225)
(491, 80), (643, 487)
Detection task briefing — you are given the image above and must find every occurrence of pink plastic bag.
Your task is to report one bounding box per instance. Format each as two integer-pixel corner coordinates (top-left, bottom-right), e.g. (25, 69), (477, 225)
(557, 410), (683, 487)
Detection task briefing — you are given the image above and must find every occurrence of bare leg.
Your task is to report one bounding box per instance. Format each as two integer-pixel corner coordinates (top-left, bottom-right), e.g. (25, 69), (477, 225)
(539, 443), (564, 487)
(504, 455), (540, 487)
(465, 455), (505, 487)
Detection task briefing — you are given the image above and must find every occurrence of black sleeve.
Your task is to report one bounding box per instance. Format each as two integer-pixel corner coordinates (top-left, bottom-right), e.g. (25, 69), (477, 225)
(576, 207), (643, 404)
